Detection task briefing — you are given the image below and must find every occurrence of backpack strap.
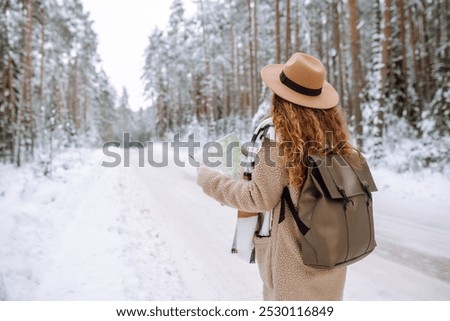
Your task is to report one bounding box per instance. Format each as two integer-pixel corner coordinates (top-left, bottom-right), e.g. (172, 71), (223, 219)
(279, 186), (310, 236)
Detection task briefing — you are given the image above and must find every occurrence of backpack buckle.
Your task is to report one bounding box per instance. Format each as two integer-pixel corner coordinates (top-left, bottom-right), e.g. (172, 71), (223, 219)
(337, 186), (349, 203)
(338, 186), (354, 210)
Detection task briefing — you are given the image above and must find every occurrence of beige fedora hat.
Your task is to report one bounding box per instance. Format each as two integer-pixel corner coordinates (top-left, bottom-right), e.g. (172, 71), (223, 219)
(261, 52), (339, 109)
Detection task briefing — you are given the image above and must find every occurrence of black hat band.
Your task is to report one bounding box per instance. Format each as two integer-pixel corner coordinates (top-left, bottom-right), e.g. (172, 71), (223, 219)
(279, 71), (322, 97)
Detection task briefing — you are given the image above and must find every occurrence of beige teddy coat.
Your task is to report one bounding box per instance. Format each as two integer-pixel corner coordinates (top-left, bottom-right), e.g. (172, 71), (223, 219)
(197, 140), (347, 301)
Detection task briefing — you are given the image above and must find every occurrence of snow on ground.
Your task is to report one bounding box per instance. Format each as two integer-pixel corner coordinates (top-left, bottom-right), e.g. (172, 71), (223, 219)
(346, 166), (450, 300)
(0, 148), (188, 300)
(0, 146), (449, 300)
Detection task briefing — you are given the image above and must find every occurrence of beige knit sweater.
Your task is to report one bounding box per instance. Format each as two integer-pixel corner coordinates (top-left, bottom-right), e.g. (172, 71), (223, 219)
(197, 140), (346, 301)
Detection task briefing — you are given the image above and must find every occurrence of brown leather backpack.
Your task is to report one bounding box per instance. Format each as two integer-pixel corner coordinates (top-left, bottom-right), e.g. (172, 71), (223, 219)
(280, 152), (378, 268)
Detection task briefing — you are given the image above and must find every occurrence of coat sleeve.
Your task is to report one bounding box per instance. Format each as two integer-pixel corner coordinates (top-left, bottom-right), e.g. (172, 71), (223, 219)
(196, 140), (288, 213)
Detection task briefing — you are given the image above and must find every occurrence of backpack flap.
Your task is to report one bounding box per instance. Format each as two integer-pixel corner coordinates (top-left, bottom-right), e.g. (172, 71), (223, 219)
(308, 154), (377, 200)
(300, 153), (378, 268)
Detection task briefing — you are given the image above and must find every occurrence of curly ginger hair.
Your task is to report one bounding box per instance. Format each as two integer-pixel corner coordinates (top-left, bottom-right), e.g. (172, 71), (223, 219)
(271, 94), (357, 188)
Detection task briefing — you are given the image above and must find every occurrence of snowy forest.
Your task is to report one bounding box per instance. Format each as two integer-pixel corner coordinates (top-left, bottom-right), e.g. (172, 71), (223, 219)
(142, 0), (449, 171)
(1, 0), (449, 173)
(0, 0), (143, 172)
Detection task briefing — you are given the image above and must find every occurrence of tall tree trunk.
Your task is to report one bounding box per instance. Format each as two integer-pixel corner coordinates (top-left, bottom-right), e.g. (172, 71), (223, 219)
(221, 64), (227, 133)
(275, 0), (281, 63)
(39, 9), (47, 159)
(407, 3), (422, 122)
(420, 0), (432, 102)
(294, 0), (300, 51)
(66, 61), (72, 131)
(442, 0), (449, 59)
(39, 12), (45, 108)
(242, 46), (250, 127)
(253, 0), (259, 111)
(316, 9), (324, 64)
(435, 0), (440, 56)
(211, 64), (217, 135)
(395, 0), (409, 117)
(348, 0), (364, 149)
(55, 69), (63, 125)
(285, 0), (291, 60)
(16, 0), (35, 166)
(339, 0), (351, 114)
(372, 0), (385, 160)
(83, 76), (88, 132)
(5, 57), (17, 163)
(247, 0), (255, 115)
(236, 41), (242, 121)
(332, 1), (345, 113)
(381, 0), (392, 92)
(230, 23), (236, 129)
(73, 56), (79, 130)
(323, 9), (330, 86)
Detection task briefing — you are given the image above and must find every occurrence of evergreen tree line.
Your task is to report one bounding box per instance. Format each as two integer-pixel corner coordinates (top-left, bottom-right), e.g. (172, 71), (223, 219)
(0, 0), (146, 173)
(0, 0), (447, 173)
(142, 0), (449, 171)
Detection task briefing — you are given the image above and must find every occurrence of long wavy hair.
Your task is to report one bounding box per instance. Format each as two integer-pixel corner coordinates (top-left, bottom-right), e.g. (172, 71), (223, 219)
(271, 94), (357, 188)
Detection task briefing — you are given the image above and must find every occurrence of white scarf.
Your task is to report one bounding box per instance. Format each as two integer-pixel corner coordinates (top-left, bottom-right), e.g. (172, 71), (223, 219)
(231, 117), (274, 263)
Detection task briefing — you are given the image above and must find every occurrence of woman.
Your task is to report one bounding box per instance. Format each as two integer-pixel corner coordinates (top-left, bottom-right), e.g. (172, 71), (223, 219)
(196, 52), (353, 300)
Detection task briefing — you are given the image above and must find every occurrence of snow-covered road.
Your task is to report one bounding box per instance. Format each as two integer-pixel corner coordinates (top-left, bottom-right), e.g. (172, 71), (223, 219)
(131, 147), (450, 300)
(131, 149), (262, 300)
(0, 147), (449, 300)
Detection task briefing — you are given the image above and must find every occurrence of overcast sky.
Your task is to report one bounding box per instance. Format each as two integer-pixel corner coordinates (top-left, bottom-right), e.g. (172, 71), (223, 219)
(81, 0), (195, 111)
